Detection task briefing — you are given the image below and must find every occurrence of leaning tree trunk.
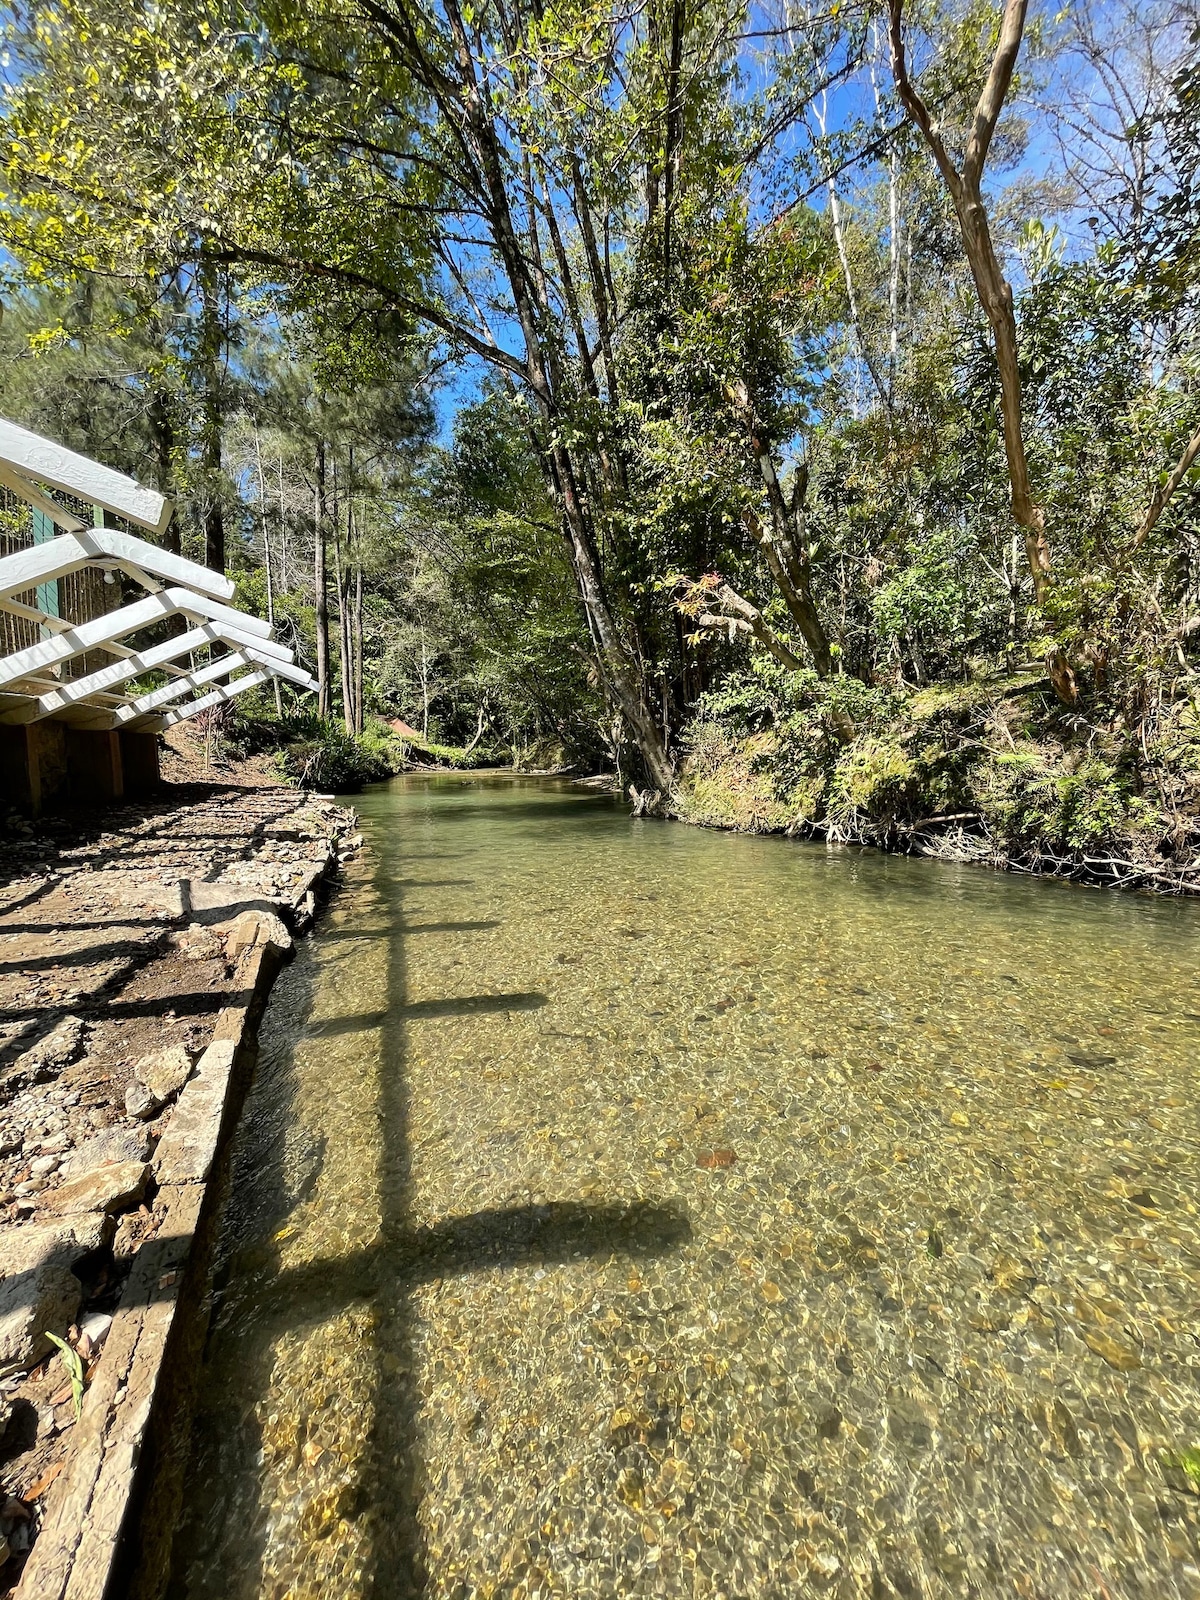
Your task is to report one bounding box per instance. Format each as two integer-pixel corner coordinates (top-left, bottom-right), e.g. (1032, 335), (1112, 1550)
(447, 8), (674, 791)
(887, 0), (1077, 703)
(729, 380), (837, 675)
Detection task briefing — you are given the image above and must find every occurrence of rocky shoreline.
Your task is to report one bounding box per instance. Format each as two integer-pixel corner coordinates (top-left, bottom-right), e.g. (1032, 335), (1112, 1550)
(0, 783), (359, 1595)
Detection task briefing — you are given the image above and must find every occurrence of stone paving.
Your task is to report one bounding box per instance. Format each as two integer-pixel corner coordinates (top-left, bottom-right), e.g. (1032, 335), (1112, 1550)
(0, 783), (357, 1593)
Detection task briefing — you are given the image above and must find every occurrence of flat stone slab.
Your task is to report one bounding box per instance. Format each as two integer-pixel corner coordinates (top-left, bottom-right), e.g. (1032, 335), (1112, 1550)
(152, 1042), (237, 1188)
(39, 1162), (150, 1219)
(62, 1127), (152, 1178)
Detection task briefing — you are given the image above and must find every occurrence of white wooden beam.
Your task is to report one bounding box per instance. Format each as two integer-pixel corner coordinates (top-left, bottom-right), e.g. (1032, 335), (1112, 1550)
(161, 671), (270, 727)
(0, 624), (295, 723)
(241, 647), (317, 689)
(114, 654), (252, 720)
(0, 529), (234, 604)
(0, 464), (88, 532)
(0, 587), (272, 689)
(0, 417), (171, 534)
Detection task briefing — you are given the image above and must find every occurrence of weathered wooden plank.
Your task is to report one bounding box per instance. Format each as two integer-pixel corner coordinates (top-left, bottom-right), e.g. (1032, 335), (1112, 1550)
(160, 670), (270, 726)
(0, 418), (171, 533)
(0, 529), (234, 605)
(0, 588), (272, 689)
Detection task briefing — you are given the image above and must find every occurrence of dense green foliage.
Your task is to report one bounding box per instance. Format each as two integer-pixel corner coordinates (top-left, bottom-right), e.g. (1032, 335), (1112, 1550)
(0, 0), (1197, 872)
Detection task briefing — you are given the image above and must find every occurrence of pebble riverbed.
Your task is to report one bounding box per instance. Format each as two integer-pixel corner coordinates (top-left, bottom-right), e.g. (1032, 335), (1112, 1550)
(168, 774), (1200, 1599)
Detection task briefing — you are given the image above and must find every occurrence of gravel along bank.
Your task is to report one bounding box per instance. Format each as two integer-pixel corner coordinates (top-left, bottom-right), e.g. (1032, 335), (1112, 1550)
(0, 783), (359, 1596)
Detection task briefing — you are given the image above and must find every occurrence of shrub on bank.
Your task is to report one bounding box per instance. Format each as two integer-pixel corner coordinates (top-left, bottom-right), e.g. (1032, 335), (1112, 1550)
(226, 697), (496, 790)
(675, 668), (1200, 887)
(273, 720), (395, 791)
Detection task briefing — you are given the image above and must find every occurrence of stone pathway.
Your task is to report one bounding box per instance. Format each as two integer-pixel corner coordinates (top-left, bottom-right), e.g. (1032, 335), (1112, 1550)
(0, 783), (358, 1593)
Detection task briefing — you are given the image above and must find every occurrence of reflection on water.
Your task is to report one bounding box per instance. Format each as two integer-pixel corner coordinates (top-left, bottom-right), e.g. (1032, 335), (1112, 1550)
(168, 773), (1200, 1599)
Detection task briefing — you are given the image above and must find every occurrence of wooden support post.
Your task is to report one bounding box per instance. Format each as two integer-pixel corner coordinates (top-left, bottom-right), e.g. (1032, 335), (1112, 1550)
(66, 727), (124, 803)
(118, 729), (160, 796)
(0, 722), (68, 815)
(32, 507), (60, 622)
(0, 725), (35, 810)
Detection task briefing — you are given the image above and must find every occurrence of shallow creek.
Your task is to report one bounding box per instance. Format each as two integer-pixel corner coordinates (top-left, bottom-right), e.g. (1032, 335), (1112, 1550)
(168, 773), (1200, 1599)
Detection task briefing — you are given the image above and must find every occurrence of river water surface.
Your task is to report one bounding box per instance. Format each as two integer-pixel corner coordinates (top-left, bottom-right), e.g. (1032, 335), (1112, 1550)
(169, 773), (1200, 1599)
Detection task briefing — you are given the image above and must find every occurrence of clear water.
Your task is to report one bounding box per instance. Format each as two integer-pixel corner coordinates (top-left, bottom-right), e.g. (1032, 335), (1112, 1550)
(168, 773), (1200, 1599)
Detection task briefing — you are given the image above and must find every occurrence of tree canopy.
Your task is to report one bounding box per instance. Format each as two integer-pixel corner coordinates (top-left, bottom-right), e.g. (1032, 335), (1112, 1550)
(0, 0), (1197, 872)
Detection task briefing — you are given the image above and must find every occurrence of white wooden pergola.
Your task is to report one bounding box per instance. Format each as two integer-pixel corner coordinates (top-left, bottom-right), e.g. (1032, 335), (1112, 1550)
(0, 418), (316, 736)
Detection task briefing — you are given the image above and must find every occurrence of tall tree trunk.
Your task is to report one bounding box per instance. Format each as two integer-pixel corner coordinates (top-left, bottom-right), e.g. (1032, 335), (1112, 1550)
(423, 0), (673, 788)
(420, 628), (430, 740)
(148, 276), (182, 554)
(353, 558), (364, 735)
(570, 157), (620, 411)
(888, 148), (902, 384)
(814, 92), (890, 412)
(276, 453), (289, 591)
(197, 258), (225, 574)
(254, 424), (283, 716)
(149, 382), (180, 558)
(729, 380), (836, 675)
(662, 0), (686, 280)
(314, 439), (330, 720)
(336, 502), (354, 734)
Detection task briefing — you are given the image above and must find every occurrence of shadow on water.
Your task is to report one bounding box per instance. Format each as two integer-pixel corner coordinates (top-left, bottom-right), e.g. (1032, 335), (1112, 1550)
(166, 831), (689, 1600)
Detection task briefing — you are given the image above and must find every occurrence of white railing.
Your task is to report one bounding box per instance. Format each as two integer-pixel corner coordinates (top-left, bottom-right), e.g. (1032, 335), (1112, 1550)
(0, 420), (316, 732)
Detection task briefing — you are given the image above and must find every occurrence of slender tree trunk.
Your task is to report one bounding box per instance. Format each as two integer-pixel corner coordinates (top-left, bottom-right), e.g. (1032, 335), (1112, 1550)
(150, 385), (180, 558)
(728, 380), (837, 675)
(314, 439), (330, 720)
(420, 628), (430, 740)
(463, 700), (488, 755)
(147, 298), (180, 557)
(888, 0), (1078, 704)
(815, 93), (890, 411)
(334, 523), (353, 733)
(436, 0), (672, 788)
(1133, 422), (1200, 549)
(888, 150), (901, 383)
(353, 559), (364, 735)
(662, 0), (686, 280)
(146, 288), (184, 637)
(197, 258), (225, 574)
(276, 453), (289, 591)
(254, 425), (283, 716)
(345, 449), (363, 733)
(335, 493), (355, 735)
(570, 157), (619, 409)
